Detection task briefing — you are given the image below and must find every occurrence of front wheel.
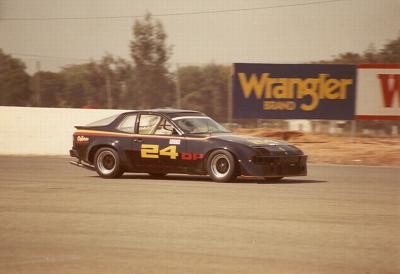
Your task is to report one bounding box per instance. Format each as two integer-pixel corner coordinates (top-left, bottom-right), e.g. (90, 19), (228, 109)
(207, 150), (237, 182)
(94, 147), (124, 178)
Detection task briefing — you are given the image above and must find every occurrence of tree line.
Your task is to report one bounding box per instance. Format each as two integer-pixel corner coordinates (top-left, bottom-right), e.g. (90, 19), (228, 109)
(0, 13), (399, 122)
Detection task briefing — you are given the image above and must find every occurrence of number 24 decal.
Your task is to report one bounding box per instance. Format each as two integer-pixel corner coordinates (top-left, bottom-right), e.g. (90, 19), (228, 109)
(141, 144), (178, 159)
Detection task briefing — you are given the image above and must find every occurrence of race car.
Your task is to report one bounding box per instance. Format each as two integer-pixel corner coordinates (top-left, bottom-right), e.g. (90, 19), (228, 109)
(70, 109), (307, 182)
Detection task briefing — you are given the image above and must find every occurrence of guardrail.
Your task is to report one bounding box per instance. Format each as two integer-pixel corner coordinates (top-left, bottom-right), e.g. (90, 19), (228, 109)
(0, 107), (126, 155)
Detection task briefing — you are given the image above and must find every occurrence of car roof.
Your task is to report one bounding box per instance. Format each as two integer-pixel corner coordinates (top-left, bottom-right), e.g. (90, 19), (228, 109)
(122, 108), (206, 118)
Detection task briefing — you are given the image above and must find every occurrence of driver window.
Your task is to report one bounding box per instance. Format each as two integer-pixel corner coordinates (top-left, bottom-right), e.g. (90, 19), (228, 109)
(138, 115), (161, 134)
(138, 115), (176, 135)
(154, 118), (175, 135)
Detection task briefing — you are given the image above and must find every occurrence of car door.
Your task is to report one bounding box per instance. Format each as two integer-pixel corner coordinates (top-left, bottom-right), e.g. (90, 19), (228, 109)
(113, 113), (138, 170)
(132, 114), (186, 173)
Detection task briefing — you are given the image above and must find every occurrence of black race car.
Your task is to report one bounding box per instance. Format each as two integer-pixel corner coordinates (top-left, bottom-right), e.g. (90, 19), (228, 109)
(70, 109), (307, 182)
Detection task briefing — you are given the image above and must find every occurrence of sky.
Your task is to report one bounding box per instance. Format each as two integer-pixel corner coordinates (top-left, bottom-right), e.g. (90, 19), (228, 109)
(0, 0), (399, 74)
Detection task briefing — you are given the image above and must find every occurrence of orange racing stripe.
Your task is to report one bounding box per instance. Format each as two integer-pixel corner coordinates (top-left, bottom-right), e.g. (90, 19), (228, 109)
(73, 129), (210, 140)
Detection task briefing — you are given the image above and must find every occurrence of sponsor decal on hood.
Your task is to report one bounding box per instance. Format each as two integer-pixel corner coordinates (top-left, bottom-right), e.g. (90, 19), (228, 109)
(211, 134), (287, 146)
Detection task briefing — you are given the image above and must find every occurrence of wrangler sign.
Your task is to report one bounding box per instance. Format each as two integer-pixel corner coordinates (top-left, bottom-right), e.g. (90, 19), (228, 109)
(232, 63), (357, 120)
(356, 64), (400, 120)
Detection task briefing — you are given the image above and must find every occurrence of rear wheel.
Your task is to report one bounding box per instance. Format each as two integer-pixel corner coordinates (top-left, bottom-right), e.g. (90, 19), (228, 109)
(94, 147), (124, 178)
(207, 150), (237, 182)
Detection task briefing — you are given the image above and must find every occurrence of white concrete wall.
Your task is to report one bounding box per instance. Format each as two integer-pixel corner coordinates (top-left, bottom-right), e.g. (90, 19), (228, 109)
(0, 107), (127, 155)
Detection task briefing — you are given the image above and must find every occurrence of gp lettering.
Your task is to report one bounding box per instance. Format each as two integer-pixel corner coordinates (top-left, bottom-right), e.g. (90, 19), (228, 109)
(180, 152), (204, 160)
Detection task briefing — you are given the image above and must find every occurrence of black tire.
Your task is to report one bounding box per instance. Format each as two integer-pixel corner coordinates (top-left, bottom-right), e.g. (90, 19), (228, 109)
(94, 147), (124, 178)
(264, 177), (283, 182)
(206, 149), (237, 182)
(148, 173), (167, 178)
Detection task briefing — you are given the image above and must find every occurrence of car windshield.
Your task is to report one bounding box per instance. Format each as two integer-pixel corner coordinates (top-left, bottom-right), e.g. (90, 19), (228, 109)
(172, 116), (230, 134)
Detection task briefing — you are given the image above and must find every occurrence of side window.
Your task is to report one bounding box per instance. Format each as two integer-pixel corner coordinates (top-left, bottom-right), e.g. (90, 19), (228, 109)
(154, 119), (175, 135)
(138, 115), (162, 135)
(116, 114), (137, 133)
(138, 115), (177, 135)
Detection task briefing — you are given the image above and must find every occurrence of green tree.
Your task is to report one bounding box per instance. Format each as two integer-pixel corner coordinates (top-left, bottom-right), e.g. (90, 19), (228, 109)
(380, 34), (400, 63)
(60, 64), (91, 108)
(58, 55), (132, 108)
(178, 64), (230, 121)
(30, 71), (64, 107)
(177, 65), (204, 109)
(319, 52), (364, 64)
(363, 45), (381, 63)
(86, 54), (132, 108)
(128, 13), (174, 108)
(319, 31), (400, 64)
(0, 49), (31, 106)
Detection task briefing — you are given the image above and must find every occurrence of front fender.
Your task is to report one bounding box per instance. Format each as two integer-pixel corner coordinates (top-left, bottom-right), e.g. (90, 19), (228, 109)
(203, 139), (257, 175)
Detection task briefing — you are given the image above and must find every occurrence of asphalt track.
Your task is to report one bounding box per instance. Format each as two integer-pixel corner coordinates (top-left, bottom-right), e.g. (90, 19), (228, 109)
(0, 156), (399, 274)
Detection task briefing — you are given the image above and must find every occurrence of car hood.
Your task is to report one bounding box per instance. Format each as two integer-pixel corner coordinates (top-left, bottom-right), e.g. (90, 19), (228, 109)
(209, 133), (288, 147)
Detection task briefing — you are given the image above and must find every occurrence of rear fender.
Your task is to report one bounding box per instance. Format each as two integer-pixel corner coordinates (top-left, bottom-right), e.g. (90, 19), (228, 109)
(87, 140), (123, 164)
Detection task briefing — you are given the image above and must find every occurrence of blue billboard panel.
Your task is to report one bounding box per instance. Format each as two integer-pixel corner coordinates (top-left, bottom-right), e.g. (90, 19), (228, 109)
(232, 63), (356, 120)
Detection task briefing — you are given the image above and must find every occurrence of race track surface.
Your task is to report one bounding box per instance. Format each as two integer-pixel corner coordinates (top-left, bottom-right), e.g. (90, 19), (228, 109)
(0, 156), (399, 274)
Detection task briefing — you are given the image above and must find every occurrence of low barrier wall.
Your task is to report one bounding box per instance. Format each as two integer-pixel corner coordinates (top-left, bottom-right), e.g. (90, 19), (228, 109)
(1, 106), (397, 155)
(0, 107), (126, 155)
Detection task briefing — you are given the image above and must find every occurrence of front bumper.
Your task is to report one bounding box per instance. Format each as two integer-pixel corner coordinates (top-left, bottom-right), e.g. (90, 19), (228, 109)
(243, 155), (307, 177)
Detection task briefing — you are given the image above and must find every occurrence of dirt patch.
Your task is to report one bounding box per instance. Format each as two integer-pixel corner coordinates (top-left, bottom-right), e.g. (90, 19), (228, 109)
(233, 128), (400, 167)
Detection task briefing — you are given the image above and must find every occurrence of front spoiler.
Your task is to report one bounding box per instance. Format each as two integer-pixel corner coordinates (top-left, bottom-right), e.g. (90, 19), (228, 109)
(241, 155), (307, 177)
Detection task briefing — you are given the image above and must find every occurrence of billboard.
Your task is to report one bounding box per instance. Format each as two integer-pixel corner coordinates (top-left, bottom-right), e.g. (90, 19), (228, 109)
(232, 63), (357, 120)
(356, 64), (400, 120)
